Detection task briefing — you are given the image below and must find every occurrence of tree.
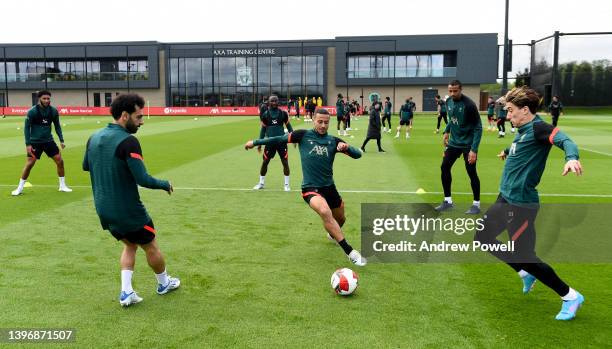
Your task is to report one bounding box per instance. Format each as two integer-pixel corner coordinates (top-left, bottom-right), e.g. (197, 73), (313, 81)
(592, 62), (605, 105)
(559, 62), (575, 105)
(573, 61), (593, 106)
(515, 68), (530, 87)
(605, 65), (612, 105)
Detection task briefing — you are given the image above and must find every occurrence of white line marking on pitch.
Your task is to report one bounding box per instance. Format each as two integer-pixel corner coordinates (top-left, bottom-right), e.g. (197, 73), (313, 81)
(2, 184), (611, 198)
(581, 147), (612, 157)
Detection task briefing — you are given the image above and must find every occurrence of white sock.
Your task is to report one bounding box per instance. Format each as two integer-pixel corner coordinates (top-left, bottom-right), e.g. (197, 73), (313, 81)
(444, 197), (453, 204)
(518, 270), (529, 278)
(473, 200), (480, 207)
(284, 176), (290, 186)
(155, 269), (169, 286)
(259, 176), (265, 185)
(59, 177), (66, 187)
(17, 178), (26, 190)
(562, 288), (578, 301)
(121, 270), (134, 293)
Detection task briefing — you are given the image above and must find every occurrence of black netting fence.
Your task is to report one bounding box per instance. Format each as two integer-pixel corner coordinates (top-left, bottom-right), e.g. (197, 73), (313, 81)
(525, 32), (612, 107)
(530, 37), (555, 103)
(558, 34), (612, 106)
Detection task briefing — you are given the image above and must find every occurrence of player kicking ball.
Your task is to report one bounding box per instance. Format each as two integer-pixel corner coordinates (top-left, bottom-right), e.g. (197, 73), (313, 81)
(474, 86), (584, 320)
(244, 108), (367, 266)
(83, 94), (180, 307)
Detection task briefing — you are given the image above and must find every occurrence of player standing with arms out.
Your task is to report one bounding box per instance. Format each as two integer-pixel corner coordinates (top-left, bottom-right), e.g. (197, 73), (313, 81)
(475, 86), (584, 321)
(83, 93), (179, 307)
(548, 95), (564, 126)
(436, 80), (482, 214)
(253, 95), (293, 191)
(11, 90), (72, 196)
(434, 94), (448, 134)
(244, 108), (367, 266)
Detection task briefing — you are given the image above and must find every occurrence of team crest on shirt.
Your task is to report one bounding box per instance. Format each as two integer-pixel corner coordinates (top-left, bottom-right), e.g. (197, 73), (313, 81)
(42, 119), (49, 124)
(271, 119), (278, 125)
(450, 117), (459, 125)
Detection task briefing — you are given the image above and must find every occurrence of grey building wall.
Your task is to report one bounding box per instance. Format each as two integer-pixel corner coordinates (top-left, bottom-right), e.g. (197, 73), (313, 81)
(0, 42), (160, 90)
(334, 34), (498, 86)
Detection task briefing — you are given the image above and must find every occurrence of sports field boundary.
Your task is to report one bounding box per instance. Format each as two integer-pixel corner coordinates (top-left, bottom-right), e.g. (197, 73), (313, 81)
(2, 184), (611, 198)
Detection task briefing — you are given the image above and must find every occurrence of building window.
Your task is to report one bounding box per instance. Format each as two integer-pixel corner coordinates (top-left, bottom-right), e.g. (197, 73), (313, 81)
(86, 57), (149, 81)
(347, 52), (457, 79)
(104, 92), (112, 107)
(170, 54), (323, 107)
(93, 93), (101, 107)
(45, 60), (86, 81)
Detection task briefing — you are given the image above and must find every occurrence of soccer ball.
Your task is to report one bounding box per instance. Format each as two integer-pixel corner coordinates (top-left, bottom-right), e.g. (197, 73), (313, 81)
(331, 268), (358, 296)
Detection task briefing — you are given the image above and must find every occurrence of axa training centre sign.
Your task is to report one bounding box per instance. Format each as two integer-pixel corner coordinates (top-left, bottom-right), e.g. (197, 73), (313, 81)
(213, 48), (276, 56)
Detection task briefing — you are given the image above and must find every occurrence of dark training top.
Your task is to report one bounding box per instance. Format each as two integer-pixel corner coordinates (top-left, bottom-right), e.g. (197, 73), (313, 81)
(444, 95), (483, 152)
(259, 107), (293, 139)
(253, 129), (361, 188)
(500, 115), (579, 204)
(83, 124), (170, 234)
(548, 101), (564, 117)
(24, 105), (64, 145)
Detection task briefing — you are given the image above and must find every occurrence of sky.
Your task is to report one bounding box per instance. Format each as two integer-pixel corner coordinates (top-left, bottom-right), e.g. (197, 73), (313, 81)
(1, 0), (610, 45)
(1, 0), (610, 79)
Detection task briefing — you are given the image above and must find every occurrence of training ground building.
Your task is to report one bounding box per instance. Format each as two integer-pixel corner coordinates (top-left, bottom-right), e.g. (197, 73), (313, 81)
(0, 34), (497, 115)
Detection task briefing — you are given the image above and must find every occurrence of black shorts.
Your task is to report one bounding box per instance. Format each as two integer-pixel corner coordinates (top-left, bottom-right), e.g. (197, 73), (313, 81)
(302, 185), (343, 209)
(383, 112), (391, 118)
(399, 118), (411, 126)
(264, 144), (288, 160)
(29, 141), (60, 159)
(111, 220), (156, 245)
(487, 114), (494, 120)
(444, 145), (471, 160)
(439, 112), (447, 118)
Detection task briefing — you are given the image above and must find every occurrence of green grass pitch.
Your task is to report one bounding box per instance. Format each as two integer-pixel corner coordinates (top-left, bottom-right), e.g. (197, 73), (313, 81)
(0, 110), (611, 347)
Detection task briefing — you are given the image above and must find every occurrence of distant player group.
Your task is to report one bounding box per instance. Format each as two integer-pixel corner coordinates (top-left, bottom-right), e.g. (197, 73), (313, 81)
(9, 81), (584, 320)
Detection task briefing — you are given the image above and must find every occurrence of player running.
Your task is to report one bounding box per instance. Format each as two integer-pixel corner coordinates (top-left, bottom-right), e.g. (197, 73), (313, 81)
(83, 93), (179, 307)
(474, 86), (584, 321)
(244, 108), (367, 267)
(11, 90), (72, 196)
(253, 95), (293, 191)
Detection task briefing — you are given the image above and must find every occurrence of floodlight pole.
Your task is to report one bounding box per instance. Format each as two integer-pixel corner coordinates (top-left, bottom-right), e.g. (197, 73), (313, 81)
(501, 0), (510, 95)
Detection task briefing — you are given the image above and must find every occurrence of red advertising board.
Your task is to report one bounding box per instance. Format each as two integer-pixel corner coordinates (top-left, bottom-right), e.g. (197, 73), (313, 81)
(1, 106), (339, 116)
